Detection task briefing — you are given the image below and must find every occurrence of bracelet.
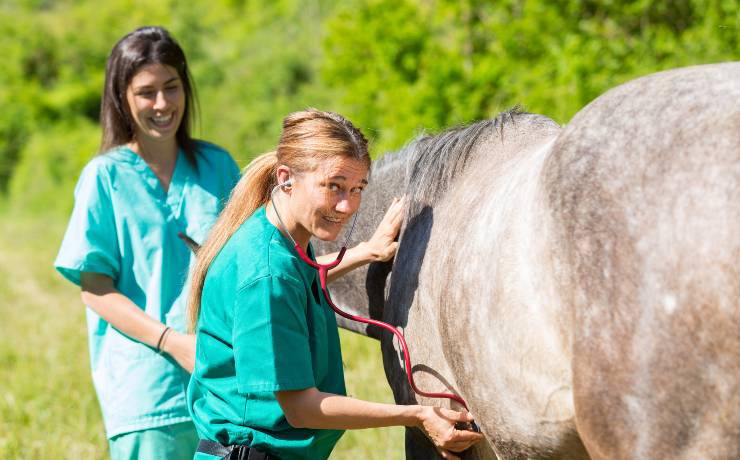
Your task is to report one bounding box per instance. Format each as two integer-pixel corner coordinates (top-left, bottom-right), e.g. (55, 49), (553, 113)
(155, 326), (171, 353)
(159, 327), (173, 353)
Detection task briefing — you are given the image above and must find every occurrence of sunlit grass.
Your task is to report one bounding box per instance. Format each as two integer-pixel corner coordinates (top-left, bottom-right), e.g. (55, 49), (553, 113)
(0, 212), (403, 459)
(0, 214), (106, 458)
(336, 329), (404, 460)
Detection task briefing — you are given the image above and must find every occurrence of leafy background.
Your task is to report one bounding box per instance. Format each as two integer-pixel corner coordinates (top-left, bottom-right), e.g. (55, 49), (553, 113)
(0, 0), (737, 458)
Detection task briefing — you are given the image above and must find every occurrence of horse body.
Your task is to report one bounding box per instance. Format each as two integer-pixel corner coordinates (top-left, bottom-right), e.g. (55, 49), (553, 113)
(547, 62), (740, 458)
(383, 114), (592, 459)
(317, 62), (739, 459)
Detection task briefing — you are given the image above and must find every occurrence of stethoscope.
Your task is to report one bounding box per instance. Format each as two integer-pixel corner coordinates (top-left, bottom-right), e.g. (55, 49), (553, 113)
(270, 181), (480, 432)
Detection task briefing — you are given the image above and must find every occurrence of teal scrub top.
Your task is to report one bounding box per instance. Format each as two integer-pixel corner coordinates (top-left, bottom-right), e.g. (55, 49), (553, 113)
(54, 141), (240, 438)
(188, 206), (346, 460)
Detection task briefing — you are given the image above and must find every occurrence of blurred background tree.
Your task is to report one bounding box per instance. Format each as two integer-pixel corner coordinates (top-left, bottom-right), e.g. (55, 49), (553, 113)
(323, 0), (738, 151)
(0, 0), (736, 214)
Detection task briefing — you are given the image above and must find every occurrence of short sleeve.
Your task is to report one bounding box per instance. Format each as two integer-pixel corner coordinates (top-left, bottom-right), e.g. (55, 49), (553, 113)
(233, 275), (315, 393)
(54, 162), (120, 286)
(224, 155), (241, 195)
(217, 152), (241, 210)
(196, 142), (241, 206)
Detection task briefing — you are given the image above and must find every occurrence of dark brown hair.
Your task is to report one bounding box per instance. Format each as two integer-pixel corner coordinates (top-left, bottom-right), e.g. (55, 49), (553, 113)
(99, 26), (198, 165)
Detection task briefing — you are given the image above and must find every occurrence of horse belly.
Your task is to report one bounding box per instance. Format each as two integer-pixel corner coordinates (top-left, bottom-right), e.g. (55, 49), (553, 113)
(388, 142), (587, 459)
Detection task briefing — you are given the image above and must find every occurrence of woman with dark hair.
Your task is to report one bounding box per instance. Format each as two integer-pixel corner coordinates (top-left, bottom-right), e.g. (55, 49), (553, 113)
(187, 109), (484, 460)
(54, 26), (241, 459)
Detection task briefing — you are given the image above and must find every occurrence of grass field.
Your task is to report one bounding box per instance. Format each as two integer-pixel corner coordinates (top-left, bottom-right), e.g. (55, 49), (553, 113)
(0, 211), (404, 459)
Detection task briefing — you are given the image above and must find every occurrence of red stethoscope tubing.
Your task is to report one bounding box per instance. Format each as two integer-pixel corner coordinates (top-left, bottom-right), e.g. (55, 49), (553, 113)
(270, 184), (477, 431)
(293, 243), (472, 411)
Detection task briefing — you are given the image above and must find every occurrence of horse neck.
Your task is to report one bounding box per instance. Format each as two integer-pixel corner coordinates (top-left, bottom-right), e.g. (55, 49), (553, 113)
(354, 150), (409, 240)
(405, 114), (560, 217)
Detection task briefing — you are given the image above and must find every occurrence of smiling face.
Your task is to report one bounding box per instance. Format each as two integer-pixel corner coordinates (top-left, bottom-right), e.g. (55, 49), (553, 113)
(284, 156), (369, 243)
(125, 63), (185, 150)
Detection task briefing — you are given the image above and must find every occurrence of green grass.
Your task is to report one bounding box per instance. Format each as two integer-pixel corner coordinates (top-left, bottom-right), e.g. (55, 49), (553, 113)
(0, 212), (403, 459)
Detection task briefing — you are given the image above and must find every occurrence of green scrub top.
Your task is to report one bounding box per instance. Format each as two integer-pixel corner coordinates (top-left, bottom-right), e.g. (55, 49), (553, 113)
(188, 206), (346, 460)
(54, 142), (240, 438)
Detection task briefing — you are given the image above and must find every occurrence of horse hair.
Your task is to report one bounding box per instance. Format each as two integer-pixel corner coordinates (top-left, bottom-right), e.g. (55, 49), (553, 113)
(373, 107), (528, 212)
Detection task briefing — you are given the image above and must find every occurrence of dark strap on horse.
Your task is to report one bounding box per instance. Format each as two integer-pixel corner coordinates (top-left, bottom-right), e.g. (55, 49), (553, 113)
(196, 439), (274, 460)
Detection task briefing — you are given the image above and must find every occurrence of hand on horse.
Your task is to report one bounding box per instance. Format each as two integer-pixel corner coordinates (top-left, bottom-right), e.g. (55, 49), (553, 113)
(363, 196), (406, 262)
(161, 330), (196, 373)
(417, 406), (484, 458)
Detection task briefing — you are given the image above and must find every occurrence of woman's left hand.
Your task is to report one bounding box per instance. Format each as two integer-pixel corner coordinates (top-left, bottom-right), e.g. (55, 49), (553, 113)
(162, 330), (196, 373)
(319, 196), (407, 283)
(364, 196), (406, 262)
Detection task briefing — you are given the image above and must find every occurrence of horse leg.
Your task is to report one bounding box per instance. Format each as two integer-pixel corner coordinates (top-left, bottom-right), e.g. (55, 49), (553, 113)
(405, 426), (443, 459)
(572, 294), (739, 460)
(567, 191), (739, 458)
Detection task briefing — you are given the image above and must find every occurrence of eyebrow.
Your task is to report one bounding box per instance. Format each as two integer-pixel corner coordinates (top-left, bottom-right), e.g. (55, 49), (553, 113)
(329, 175), (369, 185)
(133, 77), (180, 89)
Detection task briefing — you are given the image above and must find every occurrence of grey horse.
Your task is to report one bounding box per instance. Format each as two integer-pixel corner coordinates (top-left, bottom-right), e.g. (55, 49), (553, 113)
(315, 62), (740, 459)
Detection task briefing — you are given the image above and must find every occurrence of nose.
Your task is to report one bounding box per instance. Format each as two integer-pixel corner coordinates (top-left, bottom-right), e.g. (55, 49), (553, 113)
(335, 194), (359, 214)
(153, 90), (169, 111)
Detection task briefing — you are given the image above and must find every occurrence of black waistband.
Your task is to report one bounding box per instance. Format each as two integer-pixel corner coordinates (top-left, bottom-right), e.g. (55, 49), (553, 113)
(196, 439), (276, 460)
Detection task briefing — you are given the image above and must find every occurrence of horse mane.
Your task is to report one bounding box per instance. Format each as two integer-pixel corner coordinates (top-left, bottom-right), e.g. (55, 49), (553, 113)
(400, 107), (528, 208)
(371, 141), (412, 180)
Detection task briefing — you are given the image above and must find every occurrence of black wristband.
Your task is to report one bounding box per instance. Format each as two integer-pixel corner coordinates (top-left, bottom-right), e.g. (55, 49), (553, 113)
(156, 326), (171, 353)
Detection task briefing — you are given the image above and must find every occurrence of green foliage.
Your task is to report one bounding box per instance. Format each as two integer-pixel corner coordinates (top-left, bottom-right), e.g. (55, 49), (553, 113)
(2, 0), (736, 206)
(174, 0), (338, 164)
(323, 0), (738, 152)
(7, 118), (99, 216)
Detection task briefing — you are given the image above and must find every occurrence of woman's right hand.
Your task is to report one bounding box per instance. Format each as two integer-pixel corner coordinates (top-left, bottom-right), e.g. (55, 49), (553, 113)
(417, 406), (484, 459)
(363, 196), (406, 262)
(162, 330), (196, 373)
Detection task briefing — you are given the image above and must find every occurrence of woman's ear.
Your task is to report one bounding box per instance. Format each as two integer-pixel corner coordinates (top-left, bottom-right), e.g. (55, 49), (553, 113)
(276, 165), (292, 190)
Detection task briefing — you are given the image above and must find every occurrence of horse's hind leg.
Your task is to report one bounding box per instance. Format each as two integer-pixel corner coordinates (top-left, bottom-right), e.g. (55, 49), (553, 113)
(571, 290), (740, 459)
(553, 129), (739, 459)
(568, 206), (739, 458)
